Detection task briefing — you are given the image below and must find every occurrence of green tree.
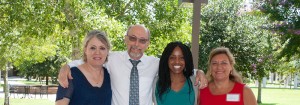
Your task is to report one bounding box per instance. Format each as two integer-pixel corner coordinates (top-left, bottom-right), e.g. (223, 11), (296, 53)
(94, 0), (193, 56)
(276, 57), (300, 87)
(0, 1), (118, 104)
(17, 53), (68, 85)
(260, 0), (300, 59)
(0, 1), (65, 104)
(199, 0), (270, 74)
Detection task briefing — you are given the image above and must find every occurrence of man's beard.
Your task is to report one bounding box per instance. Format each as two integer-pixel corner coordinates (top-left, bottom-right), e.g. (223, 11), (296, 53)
(129, 52), (142, 58)
(129, 46), (142, 59)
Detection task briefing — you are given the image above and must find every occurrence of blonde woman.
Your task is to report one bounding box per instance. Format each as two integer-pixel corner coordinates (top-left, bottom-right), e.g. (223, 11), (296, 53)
(199, 47), (256, 105)
(56, 30), (112, 105)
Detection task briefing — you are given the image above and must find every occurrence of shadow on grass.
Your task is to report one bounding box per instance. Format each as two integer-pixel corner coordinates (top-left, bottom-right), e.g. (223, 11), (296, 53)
(259, 103), (277, 105)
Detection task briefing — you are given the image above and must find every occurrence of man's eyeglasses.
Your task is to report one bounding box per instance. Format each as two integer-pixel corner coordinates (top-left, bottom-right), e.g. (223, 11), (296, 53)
(127, 35), (149, 44)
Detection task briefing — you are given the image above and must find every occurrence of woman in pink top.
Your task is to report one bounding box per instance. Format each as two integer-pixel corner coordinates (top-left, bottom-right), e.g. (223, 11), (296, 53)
(199, 47), (257, 105)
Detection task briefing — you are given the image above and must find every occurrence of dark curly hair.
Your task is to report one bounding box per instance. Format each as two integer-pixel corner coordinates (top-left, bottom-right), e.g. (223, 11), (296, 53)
(157, 41), (194, 102)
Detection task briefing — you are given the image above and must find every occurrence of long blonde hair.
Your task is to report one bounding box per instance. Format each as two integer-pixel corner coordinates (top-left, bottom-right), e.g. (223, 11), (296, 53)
(206, 47), (243, 83)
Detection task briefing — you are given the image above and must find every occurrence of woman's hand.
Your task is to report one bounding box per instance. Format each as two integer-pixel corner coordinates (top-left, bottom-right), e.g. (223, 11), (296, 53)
(194, 69), (208, 89)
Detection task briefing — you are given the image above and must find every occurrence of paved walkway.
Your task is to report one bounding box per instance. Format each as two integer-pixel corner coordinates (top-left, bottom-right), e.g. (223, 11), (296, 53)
(0, 76), (56, 101)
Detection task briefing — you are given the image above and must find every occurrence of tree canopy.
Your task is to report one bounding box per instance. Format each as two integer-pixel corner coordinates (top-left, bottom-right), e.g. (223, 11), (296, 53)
(260, 0), (300, 59)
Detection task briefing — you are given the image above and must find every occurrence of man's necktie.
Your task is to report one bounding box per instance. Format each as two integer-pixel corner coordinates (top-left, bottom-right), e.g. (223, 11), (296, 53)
(129, 59), (140, 105)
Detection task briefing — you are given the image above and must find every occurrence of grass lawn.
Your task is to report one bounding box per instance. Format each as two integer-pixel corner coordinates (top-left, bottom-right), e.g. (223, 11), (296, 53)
(0, 98), (54, 105)
(251, 88), (300, 105)
(0, 87), (299, 105)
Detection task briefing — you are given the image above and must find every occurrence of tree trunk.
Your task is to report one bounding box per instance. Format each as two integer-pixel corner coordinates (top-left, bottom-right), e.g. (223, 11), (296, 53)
(0, 70), (1, 84)
(46, 75), (49, 85)
(257, 79), (262, 103)
(63, 1), (80, 60)
(290, 73), (292, 89)
(3, 64), (9, 105)
(294, 73), (298, 89)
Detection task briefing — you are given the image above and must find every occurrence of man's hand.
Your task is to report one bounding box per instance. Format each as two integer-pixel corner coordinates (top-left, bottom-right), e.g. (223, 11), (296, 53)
(194, 70), (208, 89)
(58, 64), (72, 88)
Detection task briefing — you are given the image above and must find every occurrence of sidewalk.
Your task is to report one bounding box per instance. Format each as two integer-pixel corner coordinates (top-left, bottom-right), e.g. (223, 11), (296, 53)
(0, 76), (56, 101)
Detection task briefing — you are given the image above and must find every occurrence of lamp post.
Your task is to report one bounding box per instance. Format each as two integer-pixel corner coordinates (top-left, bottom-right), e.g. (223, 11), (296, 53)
(179, 0), (207, 69)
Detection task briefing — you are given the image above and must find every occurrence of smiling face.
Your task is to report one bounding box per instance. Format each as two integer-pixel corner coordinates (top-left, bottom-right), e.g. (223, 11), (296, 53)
(84, 36), (109, 66)
(168, 46), (185, 75)
(125, 25), (150, 60)
(210, 54), (233, 81)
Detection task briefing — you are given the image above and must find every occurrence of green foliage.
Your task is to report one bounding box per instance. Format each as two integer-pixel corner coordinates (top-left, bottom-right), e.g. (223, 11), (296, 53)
(94, 0), (192, 56)
(277, 57), (300, 76)
(0, 0), (68, 68)
(0, 0), (126, 66)
(147, 0), (192, 56)
(260, 0), (300, 59)
(1, 0), (285, 83)
(17, 53), (67, 84)
(0, 0), (193, 83)
(199, 0), (277, 79)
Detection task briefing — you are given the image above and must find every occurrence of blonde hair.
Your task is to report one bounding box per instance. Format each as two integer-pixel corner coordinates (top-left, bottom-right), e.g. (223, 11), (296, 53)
(82, 30), (111, 62)
(206, 47), (243, 83)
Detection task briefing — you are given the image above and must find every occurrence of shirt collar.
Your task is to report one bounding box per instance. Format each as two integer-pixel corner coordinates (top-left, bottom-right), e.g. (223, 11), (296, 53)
(125, 52), (146, 64)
